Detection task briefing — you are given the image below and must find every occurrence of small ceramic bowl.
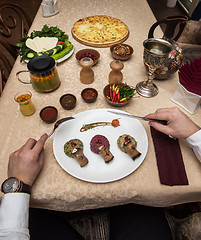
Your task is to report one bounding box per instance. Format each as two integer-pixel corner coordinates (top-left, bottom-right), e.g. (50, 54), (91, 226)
(81, 88), (98, 103)
(76, 49), (100, 65)
(103, 83), (133, 107)
(40, 106), (58, 123)
(60, 94), (76, 110)
(110, 43), (133, 61)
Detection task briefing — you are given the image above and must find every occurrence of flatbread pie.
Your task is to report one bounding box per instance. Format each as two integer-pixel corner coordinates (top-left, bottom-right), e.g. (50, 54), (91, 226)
(72, 15), (129, 47)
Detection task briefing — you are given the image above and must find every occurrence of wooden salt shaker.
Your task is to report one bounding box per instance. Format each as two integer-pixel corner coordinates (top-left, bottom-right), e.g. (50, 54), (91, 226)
(79, 57), (94, 84)
(109, 60), (124, 84)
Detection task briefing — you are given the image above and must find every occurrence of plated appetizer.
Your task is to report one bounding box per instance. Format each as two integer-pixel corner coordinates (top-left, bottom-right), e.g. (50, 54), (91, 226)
(117, 134), (141, 160)
(90, 135), (114, 163)
(64, 139), (88, 167)
(18, 24), (74, 62)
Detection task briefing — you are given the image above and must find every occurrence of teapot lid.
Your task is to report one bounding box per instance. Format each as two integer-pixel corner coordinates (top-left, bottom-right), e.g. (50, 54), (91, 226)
(27, 56), (55, 74)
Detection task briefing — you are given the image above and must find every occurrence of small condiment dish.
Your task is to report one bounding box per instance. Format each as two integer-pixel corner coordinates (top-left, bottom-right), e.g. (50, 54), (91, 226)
(103, 83), (133, 107)
(81, 88), (98, 103)
(40, 106), (58, 123)
(110, 43), (133, 61)
(76, 49), (100, 66)
(60, 94), (76, 110)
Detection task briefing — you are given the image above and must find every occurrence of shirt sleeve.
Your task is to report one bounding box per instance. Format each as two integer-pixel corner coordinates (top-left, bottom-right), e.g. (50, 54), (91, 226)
(186, 129), (201, 162)
(0, 193), (30, 240)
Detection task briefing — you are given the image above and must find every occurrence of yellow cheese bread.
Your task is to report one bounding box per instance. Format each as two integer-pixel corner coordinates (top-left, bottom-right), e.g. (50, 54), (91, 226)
(72, 15), (129, 47)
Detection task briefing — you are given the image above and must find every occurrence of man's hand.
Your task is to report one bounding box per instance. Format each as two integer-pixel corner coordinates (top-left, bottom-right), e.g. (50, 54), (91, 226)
(8, 133), (48, 186)
(145, 107), (200, 139)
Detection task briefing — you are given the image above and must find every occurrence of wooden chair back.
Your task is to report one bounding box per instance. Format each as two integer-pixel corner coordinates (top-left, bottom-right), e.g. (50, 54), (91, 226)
(0, 2), (32, 95)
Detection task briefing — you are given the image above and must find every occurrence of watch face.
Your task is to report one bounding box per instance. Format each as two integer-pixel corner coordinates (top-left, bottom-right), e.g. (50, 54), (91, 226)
(2, 177), (20, 193)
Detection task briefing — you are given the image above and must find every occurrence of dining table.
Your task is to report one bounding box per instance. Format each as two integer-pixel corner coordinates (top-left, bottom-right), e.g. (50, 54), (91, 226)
(0, 0), (201, 212)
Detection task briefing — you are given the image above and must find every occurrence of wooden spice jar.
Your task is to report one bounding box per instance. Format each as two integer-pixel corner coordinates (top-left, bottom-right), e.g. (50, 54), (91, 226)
(109, 60), (124, 84)
(79, 57), (94, 84)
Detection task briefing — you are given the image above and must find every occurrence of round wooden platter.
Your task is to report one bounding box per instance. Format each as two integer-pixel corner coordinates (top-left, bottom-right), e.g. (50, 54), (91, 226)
(71, 29), (129, 48)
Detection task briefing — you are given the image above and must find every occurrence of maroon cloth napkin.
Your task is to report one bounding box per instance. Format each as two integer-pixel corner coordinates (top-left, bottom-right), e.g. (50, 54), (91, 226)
(150, 126), (189, 186)
(179, 57), (201, 96)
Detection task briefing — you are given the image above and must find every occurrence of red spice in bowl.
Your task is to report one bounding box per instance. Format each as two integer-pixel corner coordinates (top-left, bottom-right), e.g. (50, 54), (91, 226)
(81, 88), (98, 103)
(40, 106), (58, 123)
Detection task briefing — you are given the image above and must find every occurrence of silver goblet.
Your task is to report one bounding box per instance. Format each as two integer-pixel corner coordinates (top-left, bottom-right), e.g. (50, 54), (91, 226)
(136, 38), (172, 98)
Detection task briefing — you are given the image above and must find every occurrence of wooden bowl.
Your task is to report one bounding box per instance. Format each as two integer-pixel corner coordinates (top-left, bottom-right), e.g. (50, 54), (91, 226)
(81, 88), (98, 103)
(60, 94), (76, 110)
(103, 83), (133, 107)
(110, 43), (133, 61)
(40, 106), (58, 123)
(76, 49), (100, 65)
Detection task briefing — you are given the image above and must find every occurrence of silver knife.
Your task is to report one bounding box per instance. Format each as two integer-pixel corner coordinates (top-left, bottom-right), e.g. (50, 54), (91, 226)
(107, 110), (167, 125)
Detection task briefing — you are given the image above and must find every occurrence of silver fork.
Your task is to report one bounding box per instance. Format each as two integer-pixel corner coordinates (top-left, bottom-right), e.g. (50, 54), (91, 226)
(47, 117), (75, 138)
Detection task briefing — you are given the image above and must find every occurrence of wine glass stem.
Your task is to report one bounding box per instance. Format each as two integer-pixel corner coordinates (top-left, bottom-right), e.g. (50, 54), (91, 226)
(144, 66), (156, 88)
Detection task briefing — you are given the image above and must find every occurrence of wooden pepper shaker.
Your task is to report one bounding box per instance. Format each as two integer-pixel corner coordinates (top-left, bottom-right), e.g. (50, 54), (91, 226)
(109, 60), (124, 84)
(79, 57), (94, 84)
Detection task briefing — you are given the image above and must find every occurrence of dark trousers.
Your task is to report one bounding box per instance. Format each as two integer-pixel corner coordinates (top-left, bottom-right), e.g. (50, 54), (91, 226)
(109, 204), (173, 240)
(29, 208), (83, 240)
(29, 204), (173, 240)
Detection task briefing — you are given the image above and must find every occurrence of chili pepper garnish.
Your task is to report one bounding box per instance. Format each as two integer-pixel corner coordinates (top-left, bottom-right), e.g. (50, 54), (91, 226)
(108, 84), (135, 103)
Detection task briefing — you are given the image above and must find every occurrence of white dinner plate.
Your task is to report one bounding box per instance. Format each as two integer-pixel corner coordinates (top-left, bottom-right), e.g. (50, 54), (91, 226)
(53, 109), (148, 183)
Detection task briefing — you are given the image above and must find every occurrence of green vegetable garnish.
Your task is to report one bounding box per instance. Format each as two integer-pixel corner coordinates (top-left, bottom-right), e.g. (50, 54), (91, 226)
(119, 84), (135, 100)
(51, 41), (73, 60)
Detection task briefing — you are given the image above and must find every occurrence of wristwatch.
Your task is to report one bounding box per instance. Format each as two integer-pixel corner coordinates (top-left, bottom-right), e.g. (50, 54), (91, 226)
(1, 177), (31, 194)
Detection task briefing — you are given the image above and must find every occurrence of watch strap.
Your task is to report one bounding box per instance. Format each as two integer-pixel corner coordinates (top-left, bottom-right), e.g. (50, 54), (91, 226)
(19, 180), (32, 194)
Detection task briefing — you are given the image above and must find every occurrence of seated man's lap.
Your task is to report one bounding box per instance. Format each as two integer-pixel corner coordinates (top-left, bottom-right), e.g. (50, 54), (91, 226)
(109, 204), (173, 240)
(29, 204), (173, 240)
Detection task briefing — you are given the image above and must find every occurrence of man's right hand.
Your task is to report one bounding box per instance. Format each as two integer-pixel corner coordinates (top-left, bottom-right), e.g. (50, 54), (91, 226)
(145, 107), (200, 139)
